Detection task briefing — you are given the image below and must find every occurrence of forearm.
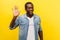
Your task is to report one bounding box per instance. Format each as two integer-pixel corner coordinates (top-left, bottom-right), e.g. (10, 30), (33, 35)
(38, 31), (43, 40)
(10, 16), (17, 28)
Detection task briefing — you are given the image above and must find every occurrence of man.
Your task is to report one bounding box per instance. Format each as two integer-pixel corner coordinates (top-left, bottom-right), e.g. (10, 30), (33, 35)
(9, 2), (43, 40)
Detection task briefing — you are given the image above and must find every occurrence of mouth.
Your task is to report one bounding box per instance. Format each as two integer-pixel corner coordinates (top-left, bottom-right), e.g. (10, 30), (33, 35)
(29, 11), (33, 14)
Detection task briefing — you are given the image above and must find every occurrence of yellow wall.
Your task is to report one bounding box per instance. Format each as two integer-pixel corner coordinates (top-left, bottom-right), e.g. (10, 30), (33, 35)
(0, 0), (60, 40)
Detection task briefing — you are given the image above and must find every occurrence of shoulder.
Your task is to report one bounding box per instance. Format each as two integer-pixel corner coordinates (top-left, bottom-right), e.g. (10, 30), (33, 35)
(34, 14), (41, 22)
(16, 14), (25, 20)
(34, 14), (40, 19)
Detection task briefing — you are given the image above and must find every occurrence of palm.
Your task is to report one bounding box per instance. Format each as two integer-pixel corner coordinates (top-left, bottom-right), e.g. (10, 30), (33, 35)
(13, 6), (20, 17)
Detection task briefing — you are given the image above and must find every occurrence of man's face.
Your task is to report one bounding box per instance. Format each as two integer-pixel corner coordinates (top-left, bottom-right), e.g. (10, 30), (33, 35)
(26, 4), (34, 15)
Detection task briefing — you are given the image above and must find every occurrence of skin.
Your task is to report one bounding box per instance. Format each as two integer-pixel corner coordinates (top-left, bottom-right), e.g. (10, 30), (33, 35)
(25, 4), (34, 18)
(10, 3), (43, 40)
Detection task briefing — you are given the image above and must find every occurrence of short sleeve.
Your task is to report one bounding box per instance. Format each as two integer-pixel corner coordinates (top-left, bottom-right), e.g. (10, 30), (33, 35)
(38, 17), (42, 32)
(38, 24), (42, 32)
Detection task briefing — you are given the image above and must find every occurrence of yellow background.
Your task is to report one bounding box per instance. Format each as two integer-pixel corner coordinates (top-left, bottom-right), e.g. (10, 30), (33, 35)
(0, 0), (60, 40)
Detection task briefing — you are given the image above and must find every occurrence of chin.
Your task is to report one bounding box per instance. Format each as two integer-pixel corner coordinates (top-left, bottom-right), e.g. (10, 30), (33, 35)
(30, 13), (33, 15)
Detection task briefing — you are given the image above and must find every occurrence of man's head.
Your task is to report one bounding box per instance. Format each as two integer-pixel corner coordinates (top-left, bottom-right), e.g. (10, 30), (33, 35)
(25, 2), (34, 15)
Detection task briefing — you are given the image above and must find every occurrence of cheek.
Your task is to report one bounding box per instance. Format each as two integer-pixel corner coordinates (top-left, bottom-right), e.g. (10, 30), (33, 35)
(26, 8), (29, 10)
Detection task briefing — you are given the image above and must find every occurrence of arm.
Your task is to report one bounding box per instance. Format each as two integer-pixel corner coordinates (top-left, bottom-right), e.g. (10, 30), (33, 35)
(38, 31), (43, 40)
(10, 16), (18, 29)
(9, 6), (20, 30)
(38, 17), (43, 40)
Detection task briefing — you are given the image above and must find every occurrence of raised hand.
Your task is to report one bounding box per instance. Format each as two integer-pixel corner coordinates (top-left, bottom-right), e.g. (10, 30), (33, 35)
(12, 6), (20, 17)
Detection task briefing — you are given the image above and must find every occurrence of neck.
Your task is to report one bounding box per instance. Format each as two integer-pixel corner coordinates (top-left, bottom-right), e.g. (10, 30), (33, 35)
(26, 13), (34, 18)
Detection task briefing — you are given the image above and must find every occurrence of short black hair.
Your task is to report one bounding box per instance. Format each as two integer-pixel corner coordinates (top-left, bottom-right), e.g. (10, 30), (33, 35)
(25, 2), (33, 9)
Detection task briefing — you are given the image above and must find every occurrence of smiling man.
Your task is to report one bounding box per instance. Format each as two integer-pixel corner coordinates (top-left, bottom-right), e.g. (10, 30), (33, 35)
(9, 2), (43, 40)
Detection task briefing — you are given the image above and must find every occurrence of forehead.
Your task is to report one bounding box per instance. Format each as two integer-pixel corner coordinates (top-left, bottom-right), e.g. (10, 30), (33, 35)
(27, 4), (33, 7)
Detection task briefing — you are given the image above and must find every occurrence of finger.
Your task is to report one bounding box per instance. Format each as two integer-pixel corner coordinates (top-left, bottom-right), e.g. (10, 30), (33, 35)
(12, 6), (18, 10)
(14, 6), (18, 10)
